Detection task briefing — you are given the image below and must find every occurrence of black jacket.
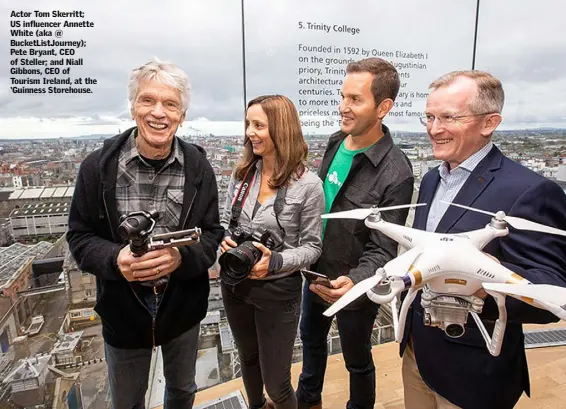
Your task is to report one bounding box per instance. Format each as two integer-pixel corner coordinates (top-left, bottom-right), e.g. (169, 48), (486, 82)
(315, 126), (414, 307)
(67, 127), (224, 348)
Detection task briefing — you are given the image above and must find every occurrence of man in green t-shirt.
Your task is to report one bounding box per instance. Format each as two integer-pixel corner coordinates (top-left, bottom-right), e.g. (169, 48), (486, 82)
(322, 141), (371, 235)
(297, 58), (414, 409)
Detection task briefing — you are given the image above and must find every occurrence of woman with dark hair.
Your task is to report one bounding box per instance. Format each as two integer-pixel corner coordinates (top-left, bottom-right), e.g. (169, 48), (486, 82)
(220, 95), (324, 409)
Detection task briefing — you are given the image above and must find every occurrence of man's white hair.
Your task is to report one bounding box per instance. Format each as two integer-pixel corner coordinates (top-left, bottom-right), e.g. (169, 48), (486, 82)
(128, 57), (191, 111)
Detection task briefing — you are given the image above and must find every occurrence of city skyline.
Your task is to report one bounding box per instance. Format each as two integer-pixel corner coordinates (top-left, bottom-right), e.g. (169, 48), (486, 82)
(0, 0), (565, 139)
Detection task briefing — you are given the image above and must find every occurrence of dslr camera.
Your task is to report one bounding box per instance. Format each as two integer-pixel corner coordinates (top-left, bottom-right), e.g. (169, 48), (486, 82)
(219, 226), (276, 285)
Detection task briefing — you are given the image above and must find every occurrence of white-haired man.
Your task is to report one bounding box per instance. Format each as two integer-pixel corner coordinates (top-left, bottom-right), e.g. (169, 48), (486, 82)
(67, 58), (223, 408)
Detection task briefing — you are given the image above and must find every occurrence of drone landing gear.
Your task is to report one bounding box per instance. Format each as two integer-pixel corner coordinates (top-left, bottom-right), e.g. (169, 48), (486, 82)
(470, 290), (507, 356)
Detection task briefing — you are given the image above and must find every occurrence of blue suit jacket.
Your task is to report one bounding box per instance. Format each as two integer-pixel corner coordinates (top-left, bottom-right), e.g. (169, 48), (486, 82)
(400, 146), (566, 409)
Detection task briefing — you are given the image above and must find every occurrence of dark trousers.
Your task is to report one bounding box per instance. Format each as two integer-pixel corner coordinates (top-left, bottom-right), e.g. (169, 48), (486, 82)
(221, 276), (301, 409)
(104, 324), (199, 409)
(297, 282), (379, 409)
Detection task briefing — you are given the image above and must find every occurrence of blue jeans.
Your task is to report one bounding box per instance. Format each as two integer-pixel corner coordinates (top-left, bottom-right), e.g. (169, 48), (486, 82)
(297, 283), (379, 409)
(104, 323), (199, 409)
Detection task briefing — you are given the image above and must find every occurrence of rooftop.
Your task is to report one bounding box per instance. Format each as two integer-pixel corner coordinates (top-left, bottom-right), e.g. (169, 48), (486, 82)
(202, 310), (221, 326)
(10, 201), (70, 217)
(188, 322), (566, 409)
(51, 331), (83, 355)
(0, 241), (53, 285)
(2, 354), (51, 384)
(8, 186), (74, 200)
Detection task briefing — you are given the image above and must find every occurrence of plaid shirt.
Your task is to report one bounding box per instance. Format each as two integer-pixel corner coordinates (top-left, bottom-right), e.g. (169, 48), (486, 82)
(116, 129), (185, 288)
(116, 129), (185, 233)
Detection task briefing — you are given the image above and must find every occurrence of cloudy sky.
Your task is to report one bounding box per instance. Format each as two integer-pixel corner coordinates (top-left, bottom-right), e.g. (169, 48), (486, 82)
(0, 0), (565, 139)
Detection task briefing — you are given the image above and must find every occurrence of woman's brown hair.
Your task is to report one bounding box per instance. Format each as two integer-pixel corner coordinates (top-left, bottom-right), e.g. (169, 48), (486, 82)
(235, 95), (308, 188)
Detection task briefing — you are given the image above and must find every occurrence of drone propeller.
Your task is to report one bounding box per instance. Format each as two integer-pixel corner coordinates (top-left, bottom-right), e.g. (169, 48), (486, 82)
(441, 201), (566, 237)
(483, 282), (566, 306)
(321, 203), (426, 220)
(323, 272), (386, 316)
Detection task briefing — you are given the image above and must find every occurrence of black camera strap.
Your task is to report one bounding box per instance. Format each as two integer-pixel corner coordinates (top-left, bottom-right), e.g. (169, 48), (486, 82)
(273, 186), (287, 237)
(229, 166), (255, 231)
(229, 164), (287, 238)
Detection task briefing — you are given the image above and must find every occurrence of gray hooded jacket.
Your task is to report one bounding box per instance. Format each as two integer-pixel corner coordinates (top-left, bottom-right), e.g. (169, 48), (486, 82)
(221, 160), (325, 277)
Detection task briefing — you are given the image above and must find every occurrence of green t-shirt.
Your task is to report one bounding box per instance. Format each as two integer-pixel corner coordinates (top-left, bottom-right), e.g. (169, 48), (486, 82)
(323, 140), (371, 235)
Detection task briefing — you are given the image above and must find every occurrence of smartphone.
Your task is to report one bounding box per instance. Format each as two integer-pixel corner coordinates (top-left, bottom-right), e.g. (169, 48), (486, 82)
(301, 269), (333, 288)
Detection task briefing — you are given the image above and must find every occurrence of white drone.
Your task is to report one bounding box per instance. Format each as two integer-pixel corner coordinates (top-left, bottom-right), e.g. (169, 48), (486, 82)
(322, 201), (566, 356)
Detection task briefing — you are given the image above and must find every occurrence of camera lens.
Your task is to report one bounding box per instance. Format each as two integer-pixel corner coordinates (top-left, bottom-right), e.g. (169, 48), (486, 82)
(224, 254), (252, 275)
(445, 323), (465, 338)
(118, 224), (132, 241)
(219, 241), (262, 284)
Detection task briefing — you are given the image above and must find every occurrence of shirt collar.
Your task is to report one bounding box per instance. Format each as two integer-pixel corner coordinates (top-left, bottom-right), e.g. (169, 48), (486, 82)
(438, 141), (493, 179)
(328, 124), (394, 168)
(123, 128), (183, 167)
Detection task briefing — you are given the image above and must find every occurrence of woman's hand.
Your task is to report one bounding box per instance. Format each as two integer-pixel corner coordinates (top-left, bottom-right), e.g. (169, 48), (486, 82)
(249, 242), (272, 279)
(220, 237), (238, 254)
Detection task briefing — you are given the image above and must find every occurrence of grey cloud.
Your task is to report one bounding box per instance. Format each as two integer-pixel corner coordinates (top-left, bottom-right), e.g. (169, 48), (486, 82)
(117, 110), (131, 120)
(76, 115), (122, 126)
(473, 0), (566, 127)
(0, 92), (13, 109)
(477, 45), (566, 84)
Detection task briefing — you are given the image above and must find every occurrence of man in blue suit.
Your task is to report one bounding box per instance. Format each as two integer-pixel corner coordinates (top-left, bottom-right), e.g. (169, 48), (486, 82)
(401, 70), (566, 409)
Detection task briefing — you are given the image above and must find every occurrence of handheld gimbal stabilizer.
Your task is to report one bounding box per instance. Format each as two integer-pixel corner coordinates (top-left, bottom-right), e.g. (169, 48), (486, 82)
(118, 210), (201, 256)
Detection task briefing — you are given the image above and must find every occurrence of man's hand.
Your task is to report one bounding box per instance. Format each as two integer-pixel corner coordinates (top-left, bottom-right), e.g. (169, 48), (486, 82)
(310, 275), (354, 304)
(117, 245), (138, 282)
(249, 242), (271, 279)
(117, 246), (182, 282)
(220, 237), (237, 254)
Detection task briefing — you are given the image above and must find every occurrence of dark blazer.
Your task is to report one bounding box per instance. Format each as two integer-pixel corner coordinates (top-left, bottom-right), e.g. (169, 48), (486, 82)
(314, 126), (414, 308)
(400, 145), (566, 409)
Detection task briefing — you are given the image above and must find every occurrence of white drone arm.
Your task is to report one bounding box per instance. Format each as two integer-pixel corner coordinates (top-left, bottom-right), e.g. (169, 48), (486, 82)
(383, 247), (424, 277)
(324, 248), (423, 317)
(456, 225), (508, 250)
(322, 273), (384, 316)
(364, 218), (433, 249)
(455, 253), (566, 356)
(482, 282), (566, 321)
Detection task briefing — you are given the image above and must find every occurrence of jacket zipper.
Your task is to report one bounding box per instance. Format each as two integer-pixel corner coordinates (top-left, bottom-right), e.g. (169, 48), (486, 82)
(103, 191), (118, 242)
(103, 190), (156, 346)
(150, 187), (197, 346)
(153, 286), (158, 347)
(181, 189), (197, 229)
